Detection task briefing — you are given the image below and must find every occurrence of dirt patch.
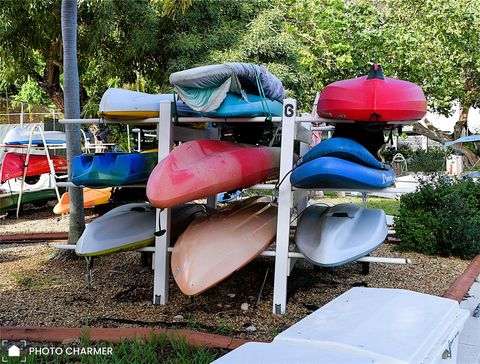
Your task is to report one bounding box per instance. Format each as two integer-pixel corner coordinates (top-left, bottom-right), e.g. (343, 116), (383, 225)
(0, 240), (469, 341)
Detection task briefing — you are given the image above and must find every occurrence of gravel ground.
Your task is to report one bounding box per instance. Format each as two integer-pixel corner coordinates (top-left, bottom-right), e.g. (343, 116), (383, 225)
(0, 238), (469, 341)
(0, 204), (100, 234)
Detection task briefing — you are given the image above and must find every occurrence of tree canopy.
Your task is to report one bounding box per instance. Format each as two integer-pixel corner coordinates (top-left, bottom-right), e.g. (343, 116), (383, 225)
(1, 0), (478, 129)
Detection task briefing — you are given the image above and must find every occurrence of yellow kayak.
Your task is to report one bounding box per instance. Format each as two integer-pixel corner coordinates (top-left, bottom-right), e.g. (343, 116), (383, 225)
(53, 187), (112, 214)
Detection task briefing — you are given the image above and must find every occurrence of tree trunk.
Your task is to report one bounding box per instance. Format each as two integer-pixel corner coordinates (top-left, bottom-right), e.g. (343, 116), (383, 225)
(413, 118), (479, 168)
(453, 103), (469, 140)
(61, 0), (85, 245)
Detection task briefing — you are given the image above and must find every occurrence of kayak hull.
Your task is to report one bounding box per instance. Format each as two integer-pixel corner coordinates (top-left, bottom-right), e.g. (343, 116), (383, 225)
(295, 204), (387, 266)
(75, 203), (209, 256)
(1, 152), (67, 183)
(147, 140), (280, 208)
(3, 127), (66, 145)
(171, 198), (277, 295)
(72, 152), (157, 187)
(98, 88), (200, 119)
(1, 189), (57, 212)
(317, 68), (426, 123)
(203, 93), (283, 117)
(297, 137), (386, 169)
(53, 187), (112, 214)
(291, 156), (396, 190)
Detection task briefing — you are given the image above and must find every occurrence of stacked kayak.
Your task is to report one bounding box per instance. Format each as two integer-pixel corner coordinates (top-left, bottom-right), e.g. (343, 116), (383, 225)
(147, 140), (280, 208)
(72, 152), (157, 187)
(98, 88), (200, 119)
(295, 204), (387, 267)
(169, 62), (284, 117)
(291, 137), (396, 190)
(0, 174), (56, 213)
(1, 152), (67, 183)
(172, 197), (277, 295)
(75, 203), (208, 256)
(317, 64), (427, 124)
(3, 127), (66, 145)
(53, 187), (112, 215)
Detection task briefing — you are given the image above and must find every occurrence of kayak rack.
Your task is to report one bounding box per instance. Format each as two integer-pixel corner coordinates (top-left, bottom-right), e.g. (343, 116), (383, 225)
(60, 98), (417, 315)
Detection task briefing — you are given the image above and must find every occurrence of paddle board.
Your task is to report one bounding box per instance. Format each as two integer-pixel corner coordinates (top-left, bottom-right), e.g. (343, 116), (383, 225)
(295, 204), (387, 266)
(171, 197), (277, 295)
(147, 140), (280, 208)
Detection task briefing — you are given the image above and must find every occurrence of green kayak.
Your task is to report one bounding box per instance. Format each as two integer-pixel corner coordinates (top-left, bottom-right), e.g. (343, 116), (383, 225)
(0, 189), (57, 212)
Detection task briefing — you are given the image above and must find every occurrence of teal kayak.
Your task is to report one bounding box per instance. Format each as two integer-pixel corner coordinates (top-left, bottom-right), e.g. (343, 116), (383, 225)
(72, 152), (157, 187)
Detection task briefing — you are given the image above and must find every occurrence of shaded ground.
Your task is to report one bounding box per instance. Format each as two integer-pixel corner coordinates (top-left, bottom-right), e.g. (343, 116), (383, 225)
(0, 240), (469, 341)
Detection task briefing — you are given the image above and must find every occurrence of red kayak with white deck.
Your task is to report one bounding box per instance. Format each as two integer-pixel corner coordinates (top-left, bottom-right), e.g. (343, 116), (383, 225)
(146, 140), (280, 208)
(0, 152), (67, 183)
(317, 64), (427, 123)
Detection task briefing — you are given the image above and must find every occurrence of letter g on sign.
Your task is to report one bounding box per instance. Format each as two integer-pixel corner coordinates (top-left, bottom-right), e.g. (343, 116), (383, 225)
(284, 103), (294, 118)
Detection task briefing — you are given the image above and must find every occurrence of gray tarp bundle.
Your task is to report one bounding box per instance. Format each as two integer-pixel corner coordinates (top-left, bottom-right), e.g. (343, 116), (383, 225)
(169, 63), (285, 113)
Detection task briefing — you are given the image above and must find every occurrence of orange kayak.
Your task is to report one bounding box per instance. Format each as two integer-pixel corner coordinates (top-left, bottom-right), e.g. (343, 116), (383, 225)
(171, 198), (277, 296)
(146, 140), (280, 208)
(0, 152), (67, 183)
(53, 187), (112, 214)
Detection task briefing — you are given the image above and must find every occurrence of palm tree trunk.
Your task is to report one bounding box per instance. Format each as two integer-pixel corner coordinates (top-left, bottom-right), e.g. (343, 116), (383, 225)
(62, 0), (85, 245)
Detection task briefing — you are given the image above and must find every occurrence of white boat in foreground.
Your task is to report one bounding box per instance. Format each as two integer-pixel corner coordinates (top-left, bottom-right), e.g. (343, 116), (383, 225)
(295, 203), (387, 266)
(215, 287), (469, 363)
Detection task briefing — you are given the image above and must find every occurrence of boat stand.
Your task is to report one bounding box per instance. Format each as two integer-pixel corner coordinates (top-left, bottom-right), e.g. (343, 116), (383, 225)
(86, 257), (95, 290)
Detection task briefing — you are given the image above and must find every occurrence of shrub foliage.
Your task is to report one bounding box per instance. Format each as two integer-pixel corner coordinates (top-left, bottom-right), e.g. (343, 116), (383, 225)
(395, 175), (480, 259)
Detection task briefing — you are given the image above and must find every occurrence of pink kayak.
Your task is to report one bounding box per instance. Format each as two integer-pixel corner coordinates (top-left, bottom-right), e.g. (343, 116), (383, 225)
(146, 140), (280, 208)
(171, 198), (277, 295)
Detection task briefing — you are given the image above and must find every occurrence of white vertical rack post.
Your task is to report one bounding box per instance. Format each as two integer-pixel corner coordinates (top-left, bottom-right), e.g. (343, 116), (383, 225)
(273, 99), (297, 315)
(153, 100), (173, 305)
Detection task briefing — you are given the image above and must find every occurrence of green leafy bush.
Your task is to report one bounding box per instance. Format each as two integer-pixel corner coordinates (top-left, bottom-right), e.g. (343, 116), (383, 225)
(395, 176), (480, 259)
(408, 148), (451, 173)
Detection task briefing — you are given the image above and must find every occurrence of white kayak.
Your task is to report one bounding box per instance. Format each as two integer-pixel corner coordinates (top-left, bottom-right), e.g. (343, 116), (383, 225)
(98, 88), (199, 119)
(3, 127), (66, 145)
(295, 203), (387, 266)
(75, 203), (208, 256)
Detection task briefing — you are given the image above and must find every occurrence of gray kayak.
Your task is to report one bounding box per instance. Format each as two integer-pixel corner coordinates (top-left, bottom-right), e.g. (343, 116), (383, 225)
(295, 203), (387, 267)
(75, 203), (209, 256)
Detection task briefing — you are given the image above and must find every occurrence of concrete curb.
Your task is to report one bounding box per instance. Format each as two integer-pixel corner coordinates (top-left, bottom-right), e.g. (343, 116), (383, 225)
(444, 254), (480, 302)
(0, 232), (68, 243)
(0, 327), (252, 350)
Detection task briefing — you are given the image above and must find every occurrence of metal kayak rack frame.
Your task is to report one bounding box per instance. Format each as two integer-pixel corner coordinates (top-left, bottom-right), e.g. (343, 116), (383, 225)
(60, 99), (414, 315)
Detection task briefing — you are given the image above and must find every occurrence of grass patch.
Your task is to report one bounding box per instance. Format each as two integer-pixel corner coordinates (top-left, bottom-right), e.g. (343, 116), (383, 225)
(314, 196), (400, 216)
(10, 272), (58, 289)
(1, 334), (220, 363)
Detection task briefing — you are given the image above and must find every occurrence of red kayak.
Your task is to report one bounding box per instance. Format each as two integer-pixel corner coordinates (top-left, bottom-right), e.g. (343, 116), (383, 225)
(317, 64), (427, 123)
(146, 140), (281, 208)
(0, 152), (67, 183)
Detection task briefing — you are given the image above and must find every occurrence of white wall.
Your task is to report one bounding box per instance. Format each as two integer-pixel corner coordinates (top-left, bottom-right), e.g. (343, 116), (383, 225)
(426, 104), (480, 134)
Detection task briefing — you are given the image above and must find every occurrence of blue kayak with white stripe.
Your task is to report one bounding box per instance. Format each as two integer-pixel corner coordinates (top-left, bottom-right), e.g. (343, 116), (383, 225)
(291, 156), (396, 190)
(296, 137), (387, 170)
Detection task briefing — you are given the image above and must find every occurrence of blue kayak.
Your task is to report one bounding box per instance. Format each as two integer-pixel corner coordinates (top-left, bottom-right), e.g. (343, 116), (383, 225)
(203, 93), (282, 118)
(297, 137), (386, 169)
(291, 156), (396, 190)
(72, 152), (157, 187)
